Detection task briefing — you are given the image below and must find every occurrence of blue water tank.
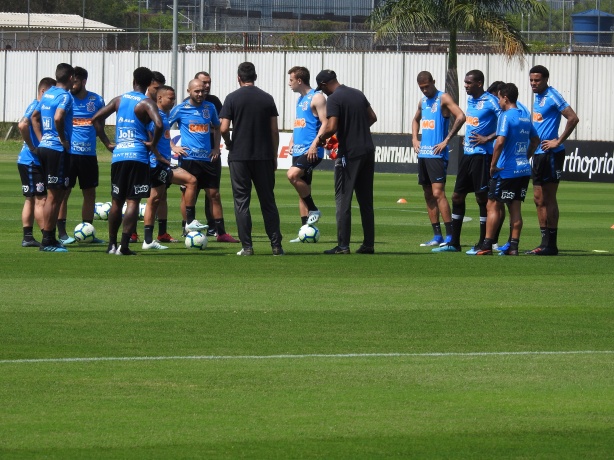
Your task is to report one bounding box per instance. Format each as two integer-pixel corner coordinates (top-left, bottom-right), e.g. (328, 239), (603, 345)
(571, 9), (614, 45)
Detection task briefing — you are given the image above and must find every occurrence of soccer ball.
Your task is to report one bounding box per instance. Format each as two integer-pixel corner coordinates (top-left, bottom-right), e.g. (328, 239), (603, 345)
(121, 202), (127, 217)
(74, 222), (96, 243)
(185, 231), (207, 250)
(298, 224), (320, 243)
(139, 202), (147, 220)
(94, 202), (111, 221)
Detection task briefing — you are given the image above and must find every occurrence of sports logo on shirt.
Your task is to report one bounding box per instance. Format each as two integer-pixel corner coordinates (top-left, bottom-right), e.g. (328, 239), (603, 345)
(539, 97), (547, 107)
(477, 101), (484, 110)
(299, 100), (309, 111)
(86, 100), (97, 112)
(202, 108), (210, 119)
(294, 118), (306, 128)
(431, 101), (439, 113)
(36, 182), (45, 193)
(501, 191), (515, 200)
(466, 116), (479, 127)
(133, 184), (149, 194)
(533, 112), (543, 123)
(421, 120), (435, 130)
(189, 123), (209, 133)
(73, 118), (92, 126)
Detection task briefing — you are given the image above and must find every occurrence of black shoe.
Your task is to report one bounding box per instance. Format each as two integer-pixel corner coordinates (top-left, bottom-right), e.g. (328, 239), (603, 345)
(525, 246), (545, 255)
(535, 246), (558, 256)
(324, 246), (350, 255)
(355, 245), (374, 254)
(22, 239), (41, 248)
(272, 246), (285, 256)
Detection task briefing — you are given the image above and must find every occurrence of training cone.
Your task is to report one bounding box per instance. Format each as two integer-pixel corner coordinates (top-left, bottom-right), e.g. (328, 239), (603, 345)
(611, 224), (614, 229)
(397, 198), (407, 204)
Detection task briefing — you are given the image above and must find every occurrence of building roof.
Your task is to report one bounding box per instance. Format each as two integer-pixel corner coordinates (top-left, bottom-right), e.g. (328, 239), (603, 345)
(571, 9), (614, 18)
(0, 13), (122, 31)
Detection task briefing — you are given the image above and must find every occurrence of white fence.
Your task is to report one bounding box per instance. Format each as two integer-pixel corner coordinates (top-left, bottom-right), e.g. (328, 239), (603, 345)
(1, 50), (612, 141)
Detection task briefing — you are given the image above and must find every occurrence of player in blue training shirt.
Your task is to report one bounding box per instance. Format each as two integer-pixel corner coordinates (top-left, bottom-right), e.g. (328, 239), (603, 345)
(30, 63), (75, 252)
(475, 83), (540, 256)
(286, 66), (328, 242)
(92, 67), (164, 256)
(17, 77), (56, 248)
(169, 78), (238, 242)
(526, 65), (579, 256)
(55, 66), (106, 245)
(412, 71), (466, 248)
(435, 70), (501, 254)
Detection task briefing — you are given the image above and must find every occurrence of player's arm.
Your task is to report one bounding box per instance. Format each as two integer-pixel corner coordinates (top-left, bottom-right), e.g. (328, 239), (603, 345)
(220, 118), (232, 150)
(271, 116), (279, 171)
(18, 117), (36, 152)
(367, 105), (377, 127)
(142, 99), (167, 166)
(210, 123), (221, 160)
(30, 110), (43, 142)
(306, 93), (328, 162)
(92, 97), (120, 152)
(541, 105), (579, 151)
(411, 102), (422, 153)
(434, 93), (466, 155)
(54, 108), (70, 152)
(318, 116), (338, 146)
(490, 136), (505, 177)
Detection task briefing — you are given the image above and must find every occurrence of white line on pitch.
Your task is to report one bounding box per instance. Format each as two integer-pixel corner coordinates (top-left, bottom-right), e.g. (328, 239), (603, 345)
(0, 350), (613, 365)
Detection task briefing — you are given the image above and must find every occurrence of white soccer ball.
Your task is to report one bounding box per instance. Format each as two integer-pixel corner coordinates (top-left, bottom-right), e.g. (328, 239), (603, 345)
(94, 202), (111, 221)
(122, 202), (127, 217)
(139, 202), (147, 220)
(185, 231), (207, 250)
(74, 222), (96, 243)
(298, 224), (320, 243)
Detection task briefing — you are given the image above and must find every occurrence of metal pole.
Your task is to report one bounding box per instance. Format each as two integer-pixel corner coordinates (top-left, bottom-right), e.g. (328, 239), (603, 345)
(172, 0), (178, 89)
(200, 0), (204, 30)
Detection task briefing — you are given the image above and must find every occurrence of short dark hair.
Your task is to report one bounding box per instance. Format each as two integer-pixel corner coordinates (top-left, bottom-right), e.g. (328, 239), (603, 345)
(237, 62), (257, 83)
(38, 77), (56, 91)
(194, 71), (210, 79)
(486, 81), (505, 95)
(499, 83), (519, 103)
(417, 71), (433, 83)
(152, 71), (166, 84)
(55, 63), (74, 84)
(288, 66), (310, 86)
(465, 69), (484, 84)
(157, 85), (175, 94)
(530, 65), (549, 79)
(133, 67), (154, 89)
(74, 66), (88, 80)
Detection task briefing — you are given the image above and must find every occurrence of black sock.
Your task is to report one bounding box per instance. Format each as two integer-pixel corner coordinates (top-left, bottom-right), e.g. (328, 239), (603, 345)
(57, 219), (67, 238)
(444, 222), (453, 239)
(510, 238), (519, 251)
(186, 206), (196, 224)
(540, 227), (548, 248)
(144, 225), (154, 244)
(120, 232), (131, 251)
(432, 222), (442, 237)
(215, 219), (226, 235)
(84, 219), (93, 224)
(478, 202), (487, 245)
(158, 219), (167, 236)
(547, 228), (558, 248)
(481, 238), (493, 251)
(42, 229), (55, 245)
(451, 202), (465, 246)
(508, 224), (513, 244)
(23, 226), (34, 241)
(301, 216), (308, 226)
(302, 194), (318, 212)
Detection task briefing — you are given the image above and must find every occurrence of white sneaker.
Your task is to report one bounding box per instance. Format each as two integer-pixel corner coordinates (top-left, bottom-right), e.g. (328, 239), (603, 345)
(289, 236), (301, 243)
(185, 220), (208, 231)
(306, 210), (321, 225)
(107, 244), (118, 255)
(142, 240), (168, 250)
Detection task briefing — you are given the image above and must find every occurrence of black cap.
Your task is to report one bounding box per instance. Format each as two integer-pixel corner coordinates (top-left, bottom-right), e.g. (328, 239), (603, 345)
(315, 69), (337, 89)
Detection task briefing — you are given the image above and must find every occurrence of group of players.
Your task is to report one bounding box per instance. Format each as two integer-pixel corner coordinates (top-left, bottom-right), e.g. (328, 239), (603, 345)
(412, 66), (579, 256)
(16, 61), (577, 256)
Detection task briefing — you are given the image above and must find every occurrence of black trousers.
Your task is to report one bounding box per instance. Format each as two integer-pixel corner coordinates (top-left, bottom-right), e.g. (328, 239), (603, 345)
(334, 152), (375, 248)
(229, 159), (282, 248)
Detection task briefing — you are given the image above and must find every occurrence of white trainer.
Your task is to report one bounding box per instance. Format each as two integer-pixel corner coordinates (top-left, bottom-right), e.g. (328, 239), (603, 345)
(142, 240), (168, 250)
(306, 210), (321, 225)
(185, 219), (208, 231)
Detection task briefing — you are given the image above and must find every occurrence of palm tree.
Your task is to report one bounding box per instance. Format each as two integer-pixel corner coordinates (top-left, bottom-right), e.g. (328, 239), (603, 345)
(369, 0), (547, 103)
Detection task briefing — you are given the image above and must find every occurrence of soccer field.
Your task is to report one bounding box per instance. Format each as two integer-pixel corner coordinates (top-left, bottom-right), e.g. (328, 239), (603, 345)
(1, 141), (613, 458)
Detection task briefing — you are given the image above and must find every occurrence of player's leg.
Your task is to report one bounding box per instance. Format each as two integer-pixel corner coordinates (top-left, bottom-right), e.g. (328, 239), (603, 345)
(229, 160), (254, 253)
(119, 198), (140, 255)
(287, 166), (310, 226)
(204, 161), (238, 242)
(19, 164), (44, 247)
(142, 184), (168, 250)
(541, 181), (560, 252)
(57, 187), (74, 244)
(108, 197), (124, 254)
(476, 198), (502, 255)
(431, 182), (452, 243)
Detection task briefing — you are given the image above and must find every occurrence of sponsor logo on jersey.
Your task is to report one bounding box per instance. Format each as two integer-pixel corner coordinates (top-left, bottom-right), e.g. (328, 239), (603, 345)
(421, 119), (435, 130)
(501, 191), (515, 200)
(86, 100), (97, 112)
(532, 112), (543, 123)
(22, 185), (29, 193)
(466, 116), (479, 127)
(539, 97), (547, 107)
(36, 182), (45, 193)
(134, 184), (149, 194)
(112, 184), (120, 195)
(73, 118), (93, 126)
(117, 128), (135, 140)
(42, 117), (52, 130)
(123, 93), (142, 101)
(189, 123), (209, 133)
(477, 100), (484, 110)
(164, 129), (170, 139)
(48, 175), (59, 184)
(294, 118), (306, 128)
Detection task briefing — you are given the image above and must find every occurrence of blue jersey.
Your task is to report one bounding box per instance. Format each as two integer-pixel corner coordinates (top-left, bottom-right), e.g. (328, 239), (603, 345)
(517, 101), (530, 118)
(149, 109), (172, 167)
(112, 91), (150, 164)
(71, 91), (105, 156)
(494, 107), (537, 179)
(291, 89), (323, 158)
(169, 100), (220, 162)
(532, 86), (569, 155)
(463, 92), (501, 155)
(36, 86), (73, 152)
(17, 99), (41, 166)
(418, 91), (450, 160)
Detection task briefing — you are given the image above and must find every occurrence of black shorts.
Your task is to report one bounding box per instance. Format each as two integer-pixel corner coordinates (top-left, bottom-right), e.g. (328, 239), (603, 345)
(68, 154), (99, 189)
(111, 161), (151, 201)
(532, 150), (565, 185)
(150, 164), (174, 189)
(18, 163), (47, 197)
(488, 176), (530, 203)
(291, 154), (323, 185)
(418, 157), (448, 186)
(181, 159), (221, 189)
(37, 147), (70, 190)
(454, 153), (491, 195)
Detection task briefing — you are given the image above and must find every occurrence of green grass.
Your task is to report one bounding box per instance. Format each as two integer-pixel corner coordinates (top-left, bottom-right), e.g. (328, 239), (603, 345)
(1, 139), (613, 458)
